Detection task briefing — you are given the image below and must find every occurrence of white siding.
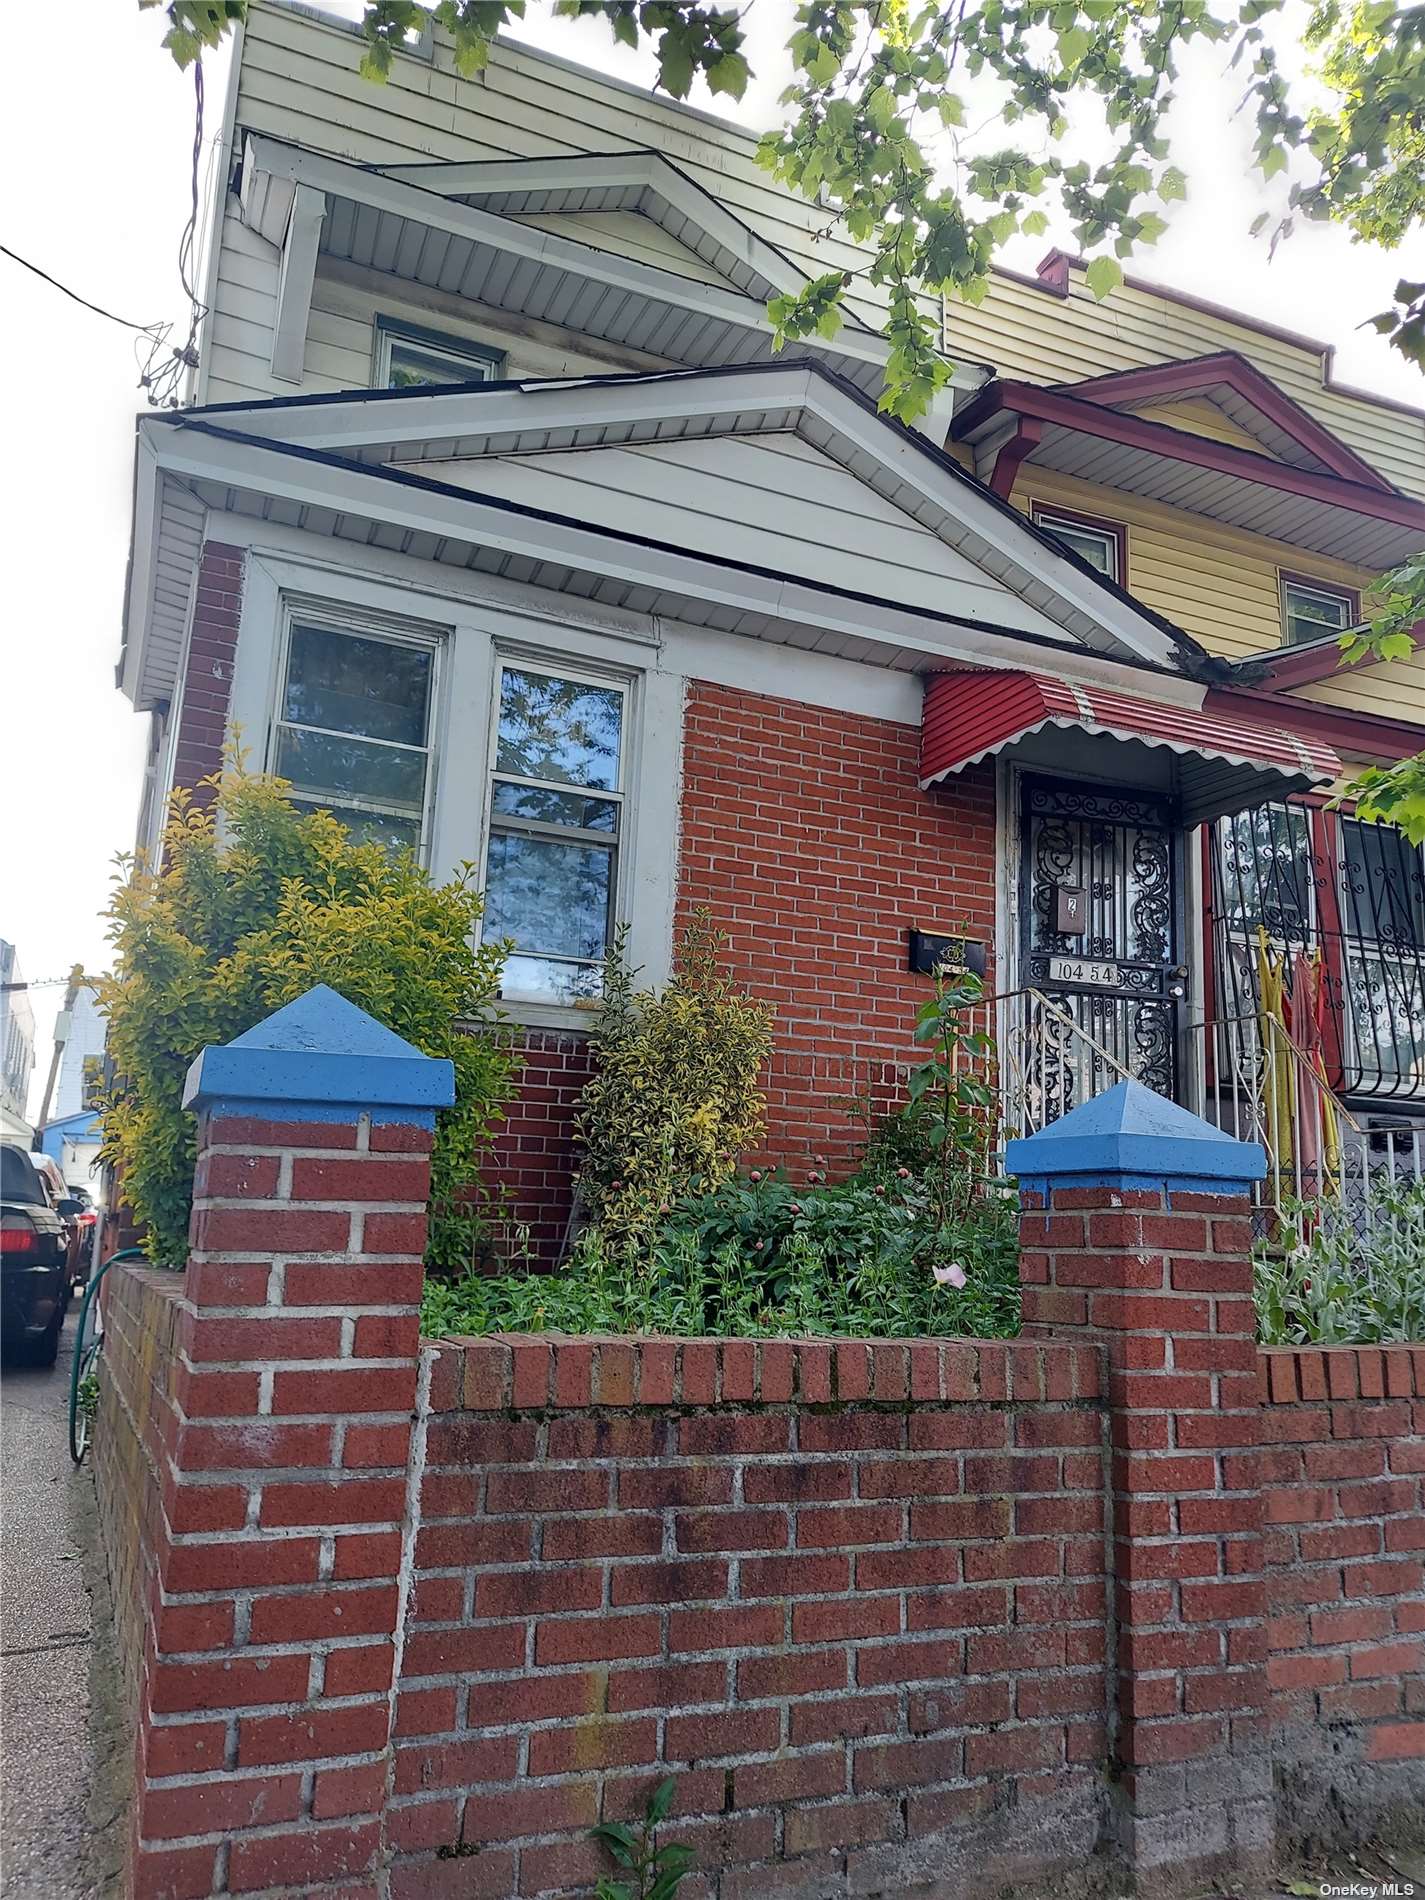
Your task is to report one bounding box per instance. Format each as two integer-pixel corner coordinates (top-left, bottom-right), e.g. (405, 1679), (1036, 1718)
(413, 430), (1078, 642)
(201, 0), (928, 404)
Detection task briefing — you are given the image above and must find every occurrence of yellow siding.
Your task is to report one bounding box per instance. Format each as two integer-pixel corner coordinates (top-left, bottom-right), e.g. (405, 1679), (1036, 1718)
(1126, 397), (1278, 456)
(1011, 469), (1369, 660)
(1292, 643), (1425, 725)
(948, 269), (1425, 501)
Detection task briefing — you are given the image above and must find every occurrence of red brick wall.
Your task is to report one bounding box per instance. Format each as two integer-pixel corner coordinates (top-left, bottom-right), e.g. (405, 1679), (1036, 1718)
(395, 1334), (1107, 1900)
(171, 541), (244, 802)
(483, 1033), (595, 1265)
(1259, 1344), (1425, 1846)
(678, 680), (997, 1177)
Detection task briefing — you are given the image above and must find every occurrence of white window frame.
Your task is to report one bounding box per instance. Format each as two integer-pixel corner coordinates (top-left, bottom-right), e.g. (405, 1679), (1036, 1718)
(373, 317), (505, 391)
(266, 598), (445, 860)
(1029, 505), (1123, 584)
(1279, 576), (1356, 648)
(479, 651), (637, 1012)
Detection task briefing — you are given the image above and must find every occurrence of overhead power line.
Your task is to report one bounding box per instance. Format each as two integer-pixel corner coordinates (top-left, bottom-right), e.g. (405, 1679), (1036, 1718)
(0, 244), (164, 336)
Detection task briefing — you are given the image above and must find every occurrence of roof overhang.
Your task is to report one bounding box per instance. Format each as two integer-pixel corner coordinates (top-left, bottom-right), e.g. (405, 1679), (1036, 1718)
(920, 669), (1342, 825)
(237, 134), (924, 401)
(1057, 352), (1397, 491)
(119, 360), (1205, 711)
(368, 148), (836, 323)
(951, 381), (1425, 568)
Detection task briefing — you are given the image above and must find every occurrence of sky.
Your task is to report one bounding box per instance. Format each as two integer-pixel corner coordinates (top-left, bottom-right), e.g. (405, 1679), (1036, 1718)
(1, 0), (1421, 1117)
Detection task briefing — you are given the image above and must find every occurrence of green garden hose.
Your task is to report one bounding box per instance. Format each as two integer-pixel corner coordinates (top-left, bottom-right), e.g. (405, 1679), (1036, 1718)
(68, 1249), (147, 1466)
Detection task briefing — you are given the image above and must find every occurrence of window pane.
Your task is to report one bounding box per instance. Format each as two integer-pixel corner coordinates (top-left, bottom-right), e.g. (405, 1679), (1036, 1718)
(1283, 584), (1351, 646)
(285, 627), (431, 745)
(1218, 803), (1313, 940)
(295, 801), (422, 853)
(275, 727), (427, 814)
(496, 669), (623, 790)
(388, 343), (493, 389)
(501, 954), (605, 1008)
(490, 781), (618, 833)
(483, 831), (613, 960)
(1039, 517), (1117, 580)
(1342, 820), (1425, 947)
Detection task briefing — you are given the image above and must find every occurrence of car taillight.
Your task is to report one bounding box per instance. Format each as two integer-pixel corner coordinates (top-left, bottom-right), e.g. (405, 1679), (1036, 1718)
(0, 1213), (40, 1255)
(77, 1212), (98, 1228)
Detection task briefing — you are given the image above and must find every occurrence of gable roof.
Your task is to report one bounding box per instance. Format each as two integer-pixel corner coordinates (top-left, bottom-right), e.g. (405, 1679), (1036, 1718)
(368, 149), (858, 326)
(1054, 352), (1397, 492)
(121, 359), (1212, 711)
(237, 135), (903, 398)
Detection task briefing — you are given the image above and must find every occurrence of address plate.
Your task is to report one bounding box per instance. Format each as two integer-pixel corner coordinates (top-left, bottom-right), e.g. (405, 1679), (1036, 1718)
(1048, 956), (1117, 988)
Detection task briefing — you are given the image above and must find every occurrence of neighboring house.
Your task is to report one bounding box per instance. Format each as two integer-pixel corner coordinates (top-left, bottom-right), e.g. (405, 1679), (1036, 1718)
(117, 0), (1425, 1257)
(53, 986), (106, 1122)
(37, 1107), (103, 1197)
(0, 940), (36, 1145)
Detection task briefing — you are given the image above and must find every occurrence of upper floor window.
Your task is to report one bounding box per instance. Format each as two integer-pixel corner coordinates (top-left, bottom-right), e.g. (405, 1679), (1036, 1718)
(482, 662), (628, 1008)
(374, 317), (505, 391)
(272, 621), (437, 852)
(1280, 573), (1358, 647)
(1030, 504), (1124, 584)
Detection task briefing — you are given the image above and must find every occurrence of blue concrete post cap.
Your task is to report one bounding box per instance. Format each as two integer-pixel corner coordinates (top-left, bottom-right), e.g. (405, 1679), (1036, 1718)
(182, 984), (456, 1126)
(1004, 1079), (1266, 1190)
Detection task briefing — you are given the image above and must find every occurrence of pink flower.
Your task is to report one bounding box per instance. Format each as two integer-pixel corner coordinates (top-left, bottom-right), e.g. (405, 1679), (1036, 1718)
(897, 1168), (911, 1180)
(749, 1170), (763, 1183)
(933, 1261), (967, 1289)
(789, 1202), (801, 1215)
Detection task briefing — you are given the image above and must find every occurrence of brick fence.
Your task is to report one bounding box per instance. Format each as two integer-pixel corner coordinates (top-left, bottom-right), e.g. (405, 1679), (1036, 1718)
(93, 989), (1424, 1898)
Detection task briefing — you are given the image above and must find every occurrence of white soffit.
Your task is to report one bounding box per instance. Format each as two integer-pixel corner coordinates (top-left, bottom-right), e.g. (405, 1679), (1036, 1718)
(237, 135), (893, 397)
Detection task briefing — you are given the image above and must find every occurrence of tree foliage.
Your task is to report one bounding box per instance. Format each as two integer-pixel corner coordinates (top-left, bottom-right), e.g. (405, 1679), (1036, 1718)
(147, 0), (1425, 419)
(99, 767), (518, 1270)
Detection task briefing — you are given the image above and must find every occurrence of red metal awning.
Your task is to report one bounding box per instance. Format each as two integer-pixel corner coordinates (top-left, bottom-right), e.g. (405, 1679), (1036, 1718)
(920, 670), (1341, 824)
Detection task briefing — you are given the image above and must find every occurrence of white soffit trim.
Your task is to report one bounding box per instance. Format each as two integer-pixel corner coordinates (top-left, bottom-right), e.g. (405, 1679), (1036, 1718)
(189, 362), (1187, 666)
(371, 149), (832, 322)
(237, 136), (893, 391)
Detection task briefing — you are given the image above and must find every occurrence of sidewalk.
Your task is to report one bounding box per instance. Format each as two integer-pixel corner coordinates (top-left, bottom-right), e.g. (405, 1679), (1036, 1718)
(0, 1316), (124, 1899)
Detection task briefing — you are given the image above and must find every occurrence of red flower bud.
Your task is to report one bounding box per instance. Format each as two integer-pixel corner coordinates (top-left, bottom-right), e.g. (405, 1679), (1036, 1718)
(749, 1170), (763, 1183)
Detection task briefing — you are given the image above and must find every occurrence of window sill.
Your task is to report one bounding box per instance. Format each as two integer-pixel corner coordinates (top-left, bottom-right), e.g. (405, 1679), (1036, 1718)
(460, 1002), (599, 1038)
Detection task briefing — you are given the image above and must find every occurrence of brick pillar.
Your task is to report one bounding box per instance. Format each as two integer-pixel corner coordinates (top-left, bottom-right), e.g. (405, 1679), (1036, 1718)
(1007, 1082), (1269, 1895)
(130, 984), (453, 1900)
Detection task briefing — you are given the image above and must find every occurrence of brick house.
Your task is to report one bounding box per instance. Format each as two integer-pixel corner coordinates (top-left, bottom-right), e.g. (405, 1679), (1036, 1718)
(119, 0), (1425, 1258)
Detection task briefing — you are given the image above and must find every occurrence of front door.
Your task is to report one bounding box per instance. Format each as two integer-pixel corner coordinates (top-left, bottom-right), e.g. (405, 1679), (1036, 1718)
(1017, 775), (1185, 1125)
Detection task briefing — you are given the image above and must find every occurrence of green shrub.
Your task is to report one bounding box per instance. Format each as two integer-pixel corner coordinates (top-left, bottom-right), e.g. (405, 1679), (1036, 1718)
(100, 767), (517, 1272)
(1254, 1184), (1425, 1344)
(574, 915), (775, 1252)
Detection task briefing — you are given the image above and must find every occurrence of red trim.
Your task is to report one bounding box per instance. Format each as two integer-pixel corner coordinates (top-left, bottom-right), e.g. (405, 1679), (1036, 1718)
(1205, 686), (1425, 764)
(951, 382), (1425, 535)
(988, 418), (1042, 498)
(1245, 618), (1421, 693)
(1054, 353), (1395, 493)
(1014, 250), (1425, 426)
(921, 670), (1341, 791)
(1028, 500), (1127, 585)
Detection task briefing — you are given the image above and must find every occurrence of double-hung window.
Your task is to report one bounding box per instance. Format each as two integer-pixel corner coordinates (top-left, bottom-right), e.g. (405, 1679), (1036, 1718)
(374, 317), (505, 391)
(1280, 575), (1357, 647)
(482, 662), (627, 1007)
(272, 621), (437, 852)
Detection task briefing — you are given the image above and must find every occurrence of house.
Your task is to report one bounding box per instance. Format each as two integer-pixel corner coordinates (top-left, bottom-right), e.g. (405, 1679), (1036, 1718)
(0, 940), (36, 1145)
(118, 0), (1425, 1259)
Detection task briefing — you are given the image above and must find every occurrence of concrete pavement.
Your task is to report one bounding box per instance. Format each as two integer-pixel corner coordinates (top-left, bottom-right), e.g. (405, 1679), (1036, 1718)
(1, 1312), (109, 1898)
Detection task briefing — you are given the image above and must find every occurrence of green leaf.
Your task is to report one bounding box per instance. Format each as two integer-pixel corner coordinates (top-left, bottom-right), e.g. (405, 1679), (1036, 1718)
(1021, 209), (1049, 237)
(1056, 25), (1093, 68)
(937, 93), (966, 128)
(591, 1823), (639, 1868)
(707, 51), (749, 100)
(1158, 165), (1187, 201)
(648, 1776), (678, 1825)
(1083, 255), (1123, 299)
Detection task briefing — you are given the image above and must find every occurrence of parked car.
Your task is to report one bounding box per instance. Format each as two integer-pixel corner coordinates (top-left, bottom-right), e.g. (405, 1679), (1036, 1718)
(2, 1142), (77, 1367)
(28, 1151), (89, 1290)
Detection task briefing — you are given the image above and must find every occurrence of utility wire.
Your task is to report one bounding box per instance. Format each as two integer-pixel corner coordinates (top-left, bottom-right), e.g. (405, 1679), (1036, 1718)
(0, 245), (164, 336)
(1, 59), (209, 409)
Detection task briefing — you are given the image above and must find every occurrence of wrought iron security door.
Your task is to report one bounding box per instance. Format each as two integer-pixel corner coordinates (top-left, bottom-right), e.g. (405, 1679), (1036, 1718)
(1019, 777), (1184, 1121)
